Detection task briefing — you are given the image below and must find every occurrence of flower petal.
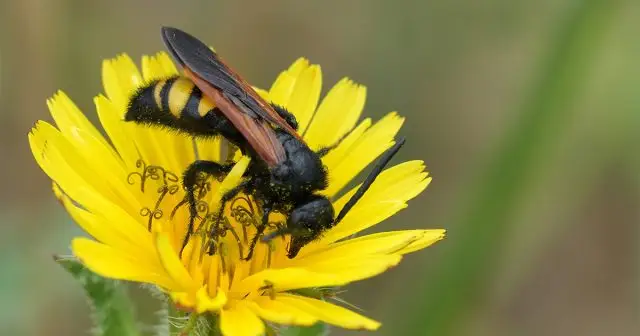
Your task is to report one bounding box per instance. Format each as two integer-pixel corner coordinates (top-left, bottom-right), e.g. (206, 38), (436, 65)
(322, 112), (405, 197)
(60, 194), (157, 262)
(269, 58), (309, 105)
(269, 58), (321, 132)
(316, 160), (431, 245)
(275, 294), (380, 330)
(299, 254), (403, 285)
(245, 296), (318, 326)
(72, 238), (176, 289)
(29, 123), (141, 217)
(235, 268), (341, 294)
(393, 229), (446, 255)
(196, 287), (227, 313)
(48, 91), (110, 150)
(155, 230), (196, 292)
(195, 137), (223, 163)
(220, 302), (265, 336)
(93, 95), (139, 166)
(141, 51), (178, 81)
(300, 230), (431, 262)
(303, 78), (366, 150)
(102, 53), (143, 107)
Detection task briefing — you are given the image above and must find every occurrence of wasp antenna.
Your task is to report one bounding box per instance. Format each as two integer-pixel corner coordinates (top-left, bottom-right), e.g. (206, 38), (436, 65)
(333, 137), (406, 225)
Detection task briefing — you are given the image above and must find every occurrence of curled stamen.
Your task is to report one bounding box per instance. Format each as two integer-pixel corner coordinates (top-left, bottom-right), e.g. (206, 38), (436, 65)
(230, 196), (258, 229)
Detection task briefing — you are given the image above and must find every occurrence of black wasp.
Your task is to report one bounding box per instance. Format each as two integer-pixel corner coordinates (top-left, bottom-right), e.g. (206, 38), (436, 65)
(125, 27), (405, 259)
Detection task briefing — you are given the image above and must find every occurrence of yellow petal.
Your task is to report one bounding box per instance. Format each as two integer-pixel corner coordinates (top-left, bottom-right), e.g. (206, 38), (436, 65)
(207, 256), (221, 297)
(195, 137), (223, 163)
(101, 53), (143, 108)
(235, 268), (341, 294)
(393, 229), (446, 255)
(269, 58), (309, 105)
(300, 254), (402, 285)
(155, 231), (196, 292)
(46, 100), (143, 212)
(93, 95), (139, 166)
(303, 78), (366, 150)
(317, 202), (407, 249)
(196, 287), (227, 313)
(300, 230), (429, 262)
(245, 296), (318, 326)
(141, 52), (178, 81)
(316, 161), (431, 245)
(322, 112), (405, 197)
(275, 294), (380, 330)
(72, 238), (176, 289)
(320, 118), (371, 171)
(48, 91), (110, 150)
(220, 302), (265, 336)
(269, 58), (321, 132)
(61, 196), (157, 263)
(283, 64), (321, 133)
(29, 122), (116, 201)
(29, 123), (142, 219)
(252, 87), (270, 100)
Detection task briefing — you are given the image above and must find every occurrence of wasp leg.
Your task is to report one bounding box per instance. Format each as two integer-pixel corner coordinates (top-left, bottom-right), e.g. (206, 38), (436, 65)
(315, 131), (352, 157)
(181, 160), (233, 254)
(244, 206), (271, 261)
(271, 104), (298, 131)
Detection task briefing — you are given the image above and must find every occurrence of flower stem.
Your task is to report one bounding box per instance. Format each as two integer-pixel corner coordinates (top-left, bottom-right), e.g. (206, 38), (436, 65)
(179, 314), (198, 336)
(207, 313), (222, 336)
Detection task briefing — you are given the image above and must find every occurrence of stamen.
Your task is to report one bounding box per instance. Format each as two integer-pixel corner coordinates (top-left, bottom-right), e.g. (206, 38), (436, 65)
(264, 239), (275, 269)
(229, 196), (259, 229)
(127, 159), (181, 230)
(222, 217), (245, 260)
(218, 242), (227, 273)
(259, 280), (276, 300)
(127, 159), (179, 193)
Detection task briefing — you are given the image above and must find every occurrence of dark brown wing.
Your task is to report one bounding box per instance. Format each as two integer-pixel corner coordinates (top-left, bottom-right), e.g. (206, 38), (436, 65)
(161, 27), (301, 142)
(184, 67), (285, 167)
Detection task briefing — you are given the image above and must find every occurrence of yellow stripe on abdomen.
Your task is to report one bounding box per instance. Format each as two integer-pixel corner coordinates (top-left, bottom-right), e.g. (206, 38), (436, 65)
(167, 78), (196, 118)
(153, 80), (165, 108)
(198, 95), (216, 117)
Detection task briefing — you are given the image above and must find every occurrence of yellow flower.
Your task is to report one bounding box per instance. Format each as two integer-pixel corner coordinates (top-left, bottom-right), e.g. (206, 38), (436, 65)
(29, 51), (445, 336)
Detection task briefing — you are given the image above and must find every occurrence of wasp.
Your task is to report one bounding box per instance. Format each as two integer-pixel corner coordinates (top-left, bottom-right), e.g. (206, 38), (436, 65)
(125, 27), (405, 259)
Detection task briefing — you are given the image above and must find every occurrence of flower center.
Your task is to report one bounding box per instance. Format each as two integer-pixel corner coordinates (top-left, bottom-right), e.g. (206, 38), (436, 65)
(126, 159), (289, 271)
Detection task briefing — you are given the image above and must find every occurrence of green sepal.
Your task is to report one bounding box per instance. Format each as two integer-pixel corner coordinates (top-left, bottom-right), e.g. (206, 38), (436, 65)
(55, 255), (140, 336)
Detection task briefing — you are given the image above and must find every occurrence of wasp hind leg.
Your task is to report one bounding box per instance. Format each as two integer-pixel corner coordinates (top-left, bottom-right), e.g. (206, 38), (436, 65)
(180, 160), (234, 255)
(271, 104), (299, 131)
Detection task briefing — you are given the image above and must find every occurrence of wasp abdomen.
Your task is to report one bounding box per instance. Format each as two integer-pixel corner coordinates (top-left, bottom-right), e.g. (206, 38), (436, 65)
(153, 76), (216, 119)
(126, 76), (227, 136)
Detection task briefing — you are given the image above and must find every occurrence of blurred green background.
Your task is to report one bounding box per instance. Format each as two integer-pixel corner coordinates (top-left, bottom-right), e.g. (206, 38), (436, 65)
(0, 0), (638, 335)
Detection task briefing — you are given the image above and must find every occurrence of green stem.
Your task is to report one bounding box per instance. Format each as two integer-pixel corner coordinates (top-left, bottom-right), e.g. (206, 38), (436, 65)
(207, 313), (222, 336)
(167, 302), (183, 335)
(179, 314), (199, 336)
(401, 0), (621, 334)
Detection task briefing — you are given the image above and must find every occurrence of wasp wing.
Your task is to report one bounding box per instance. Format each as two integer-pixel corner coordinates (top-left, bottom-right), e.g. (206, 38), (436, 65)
(161, 27), (300, 141)
(185, 67), (284, 167)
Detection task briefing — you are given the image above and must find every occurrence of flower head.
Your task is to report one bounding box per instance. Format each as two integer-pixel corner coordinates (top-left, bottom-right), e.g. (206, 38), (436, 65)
(29, 51), (445, 335)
